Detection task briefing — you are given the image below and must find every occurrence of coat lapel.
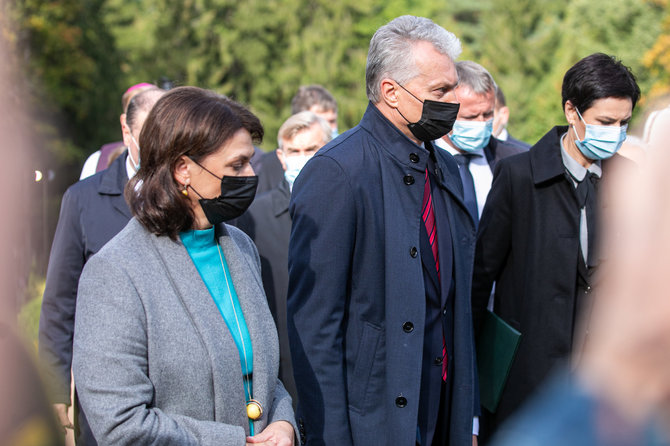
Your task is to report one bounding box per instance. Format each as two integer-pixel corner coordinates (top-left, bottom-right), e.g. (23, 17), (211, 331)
(98, 152), (132, 220)
(148, 231), (249, 429)
(217, 224), (278, 431)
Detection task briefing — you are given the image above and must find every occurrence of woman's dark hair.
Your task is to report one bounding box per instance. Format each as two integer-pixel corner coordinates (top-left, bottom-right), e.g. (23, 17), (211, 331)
(562, 53), (640, 113)
(125, 86), (263, 239)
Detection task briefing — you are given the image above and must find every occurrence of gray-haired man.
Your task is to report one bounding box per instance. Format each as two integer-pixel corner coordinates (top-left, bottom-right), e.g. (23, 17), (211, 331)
(288, 15), (479, 446)
(434, 61), (524, 225)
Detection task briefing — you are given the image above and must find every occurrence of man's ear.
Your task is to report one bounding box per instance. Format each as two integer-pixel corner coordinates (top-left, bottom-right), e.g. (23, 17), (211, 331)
(121, 117), (132, 148)
(379, 78), (400, 109)
(276, 148), (288, 171)
(498, 106), (510, 126)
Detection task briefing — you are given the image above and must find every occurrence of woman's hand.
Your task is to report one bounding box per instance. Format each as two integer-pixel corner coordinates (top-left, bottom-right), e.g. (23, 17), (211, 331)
(246, 420), (294, 446)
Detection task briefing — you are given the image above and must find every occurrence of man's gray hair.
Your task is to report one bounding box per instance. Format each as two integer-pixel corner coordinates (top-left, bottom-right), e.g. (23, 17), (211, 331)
(277, 111), (332, 149)
(455, 61), (497, 95)
(366, 15), (462, 104)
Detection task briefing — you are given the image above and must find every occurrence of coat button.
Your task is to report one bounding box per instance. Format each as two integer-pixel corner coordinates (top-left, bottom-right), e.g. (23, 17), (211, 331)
(403, 174), (415, 185)
(402, 321), (414, 333)
(410, 247), (418, 258)
(443, 308), (447, 315)
(395, 396), (407, 408)
(409, 153), (420, 163)
(433, 356), (443, 365)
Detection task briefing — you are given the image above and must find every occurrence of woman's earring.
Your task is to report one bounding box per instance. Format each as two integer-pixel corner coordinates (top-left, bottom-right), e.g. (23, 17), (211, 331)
(181, 183), (189, 196)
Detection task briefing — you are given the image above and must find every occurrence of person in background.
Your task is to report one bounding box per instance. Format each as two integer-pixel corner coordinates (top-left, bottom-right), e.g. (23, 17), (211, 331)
(434, 61), (523, 225)
(79, 82), (157, 180)
(491, 86), (531, 151)
(288, 15), (479, 446)
(255, 85), (338, 195)
(491, 118), (670, 446)
(471, 53), (640, 442)
(73, 86), (296, 445)
(236, 111), (331, 407)
(38, 87), (165, 445)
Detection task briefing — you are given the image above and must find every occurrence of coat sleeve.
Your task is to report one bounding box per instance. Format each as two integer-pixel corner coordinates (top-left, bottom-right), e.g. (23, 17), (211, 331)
(471, 160), (514, 334)
(287, 155), (356, 445)
(38, 187), (85, 404)
(73, 254), (247, 446)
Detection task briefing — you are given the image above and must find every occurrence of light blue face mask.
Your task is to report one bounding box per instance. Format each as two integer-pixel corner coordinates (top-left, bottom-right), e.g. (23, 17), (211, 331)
(331, 128), (339, 139)
(573, 108), (627, 160)
(283, 154), (311, 191)
(448, 119), (493, 152)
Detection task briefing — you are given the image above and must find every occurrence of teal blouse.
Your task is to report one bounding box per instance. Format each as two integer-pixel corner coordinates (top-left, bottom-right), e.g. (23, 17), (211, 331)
(180, 227), (254, 434)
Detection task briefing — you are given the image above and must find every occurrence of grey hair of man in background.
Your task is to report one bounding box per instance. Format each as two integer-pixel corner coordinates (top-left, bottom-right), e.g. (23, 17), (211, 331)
(290, 85), (338, 115)
(455, 60), (498, 95)
(365, 15), (462, 104)
(277, 111), (332, 149)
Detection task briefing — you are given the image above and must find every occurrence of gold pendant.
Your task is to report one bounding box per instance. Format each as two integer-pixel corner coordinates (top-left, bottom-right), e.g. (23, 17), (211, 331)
(246, 399), (263, 420)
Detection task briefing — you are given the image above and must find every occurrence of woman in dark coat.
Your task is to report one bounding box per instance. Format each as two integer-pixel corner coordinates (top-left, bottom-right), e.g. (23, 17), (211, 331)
(471, 53), (640, 440)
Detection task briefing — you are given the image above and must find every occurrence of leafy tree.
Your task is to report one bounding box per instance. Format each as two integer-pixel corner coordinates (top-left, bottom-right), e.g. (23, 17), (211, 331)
(13, 0), (123, 165)
(478, 0), (662, 144)
(643, 0), (670, 98)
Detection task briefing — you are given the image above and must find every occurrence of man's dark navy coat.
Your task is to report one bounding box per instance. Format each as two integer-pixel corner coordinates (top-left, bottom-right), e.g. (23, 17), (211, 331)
(287, 103), (478, 445)
(39, 152), (131, 444)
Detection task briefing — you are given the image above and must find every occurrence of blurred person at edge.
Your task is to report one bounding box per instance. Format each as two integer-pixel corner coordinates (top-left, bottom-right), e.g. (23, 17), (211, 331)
(79, 82), (157, 179)
(72, 87), (297, 445)
(434, 61), (524, 225)
(471, 53), (640, 442)
(254, 85), (338, 195)
(236, 111), (332, 407)
(38, 87), (165, 445)
(491, 86), (531, 151)
(491, 117), (670, 446)
(288, 15), (479, 446)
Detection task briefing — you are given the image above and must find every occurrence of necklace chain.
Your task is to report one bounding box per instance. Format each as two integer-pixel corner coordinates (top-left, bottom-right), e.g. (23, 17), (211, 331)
(217, 243), (252, 403)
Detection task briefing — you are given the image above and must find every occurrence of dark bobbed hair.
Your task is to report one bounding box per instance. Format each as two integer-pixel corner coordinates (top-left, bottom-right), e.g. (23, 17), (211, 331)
(561, 53), (640, 113)
(125, 86), (263, 239)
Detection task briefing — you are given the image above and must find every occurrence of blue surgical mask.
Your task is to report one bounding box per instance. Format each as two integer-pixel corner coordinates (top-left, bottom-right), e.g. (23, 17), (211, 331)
(572, 108), (627, 160)
(331, 128), (339, 139)
(449, 119), (493, 152)
(283, 154), (312, 191)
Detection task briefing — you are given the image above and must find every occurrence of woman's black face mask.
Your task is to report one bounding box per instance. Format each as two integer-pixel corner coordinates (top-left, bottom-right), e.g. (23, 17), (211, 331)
(187, 159), (258, 225)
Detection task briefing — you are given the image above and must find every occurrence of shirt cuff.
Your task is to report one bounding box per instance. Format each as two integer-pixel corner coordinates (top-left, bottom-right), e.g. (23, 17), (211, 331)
(473, 416), (479, 435)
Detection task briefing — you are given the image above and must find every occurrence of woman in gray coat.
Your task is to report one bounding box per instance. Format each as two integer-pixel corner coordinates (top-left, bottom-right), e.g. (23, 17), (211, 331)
(73, 87), (297, 445)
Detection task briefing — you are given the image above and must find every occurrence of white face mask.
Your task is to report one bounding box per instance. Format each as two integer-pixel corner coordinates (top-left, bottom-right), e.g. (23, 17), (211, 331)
(283, 154), (312, 191)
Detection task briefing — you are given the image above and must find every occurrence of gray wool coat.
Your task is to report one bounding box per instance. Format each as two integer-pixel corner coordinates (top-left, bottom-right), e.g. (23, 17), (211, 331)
(73, 218), (297, 445)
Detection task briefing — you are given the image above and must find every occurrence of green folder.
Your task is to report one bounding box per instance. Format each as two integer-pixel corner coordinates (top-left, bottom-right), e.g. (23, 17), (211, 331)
(476, 310), (522, 413)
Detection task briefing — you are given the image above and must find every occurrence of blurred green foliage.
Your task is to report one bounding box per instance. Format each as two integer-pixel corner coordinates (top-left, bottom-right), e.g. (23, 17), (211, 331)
(18, 271), (46, 349)
(11, 0), (670, 157)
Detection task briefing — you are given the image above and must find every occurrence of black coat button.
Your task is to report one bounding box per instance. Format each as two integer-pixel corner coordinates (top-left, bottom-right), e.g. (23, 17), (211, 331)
(403, 174), (415, 185)
(409, 153), (420, 163)
(402, 321), (414, 333)
(395, 396), (407, 408)
(410, 247), (418, 258)
(433, 356), (443, 365)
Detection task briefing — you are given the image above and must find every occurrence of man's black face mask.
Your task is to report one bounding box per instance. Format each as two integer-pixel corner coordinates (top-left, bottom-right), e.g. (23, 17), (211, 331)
(396, 83), (460, 142)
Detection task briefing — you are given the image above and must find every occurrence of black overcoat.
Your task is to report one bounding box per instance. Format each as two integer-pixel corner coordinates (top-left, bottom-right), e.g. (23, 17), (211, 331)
(471, 126), (620, 433)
